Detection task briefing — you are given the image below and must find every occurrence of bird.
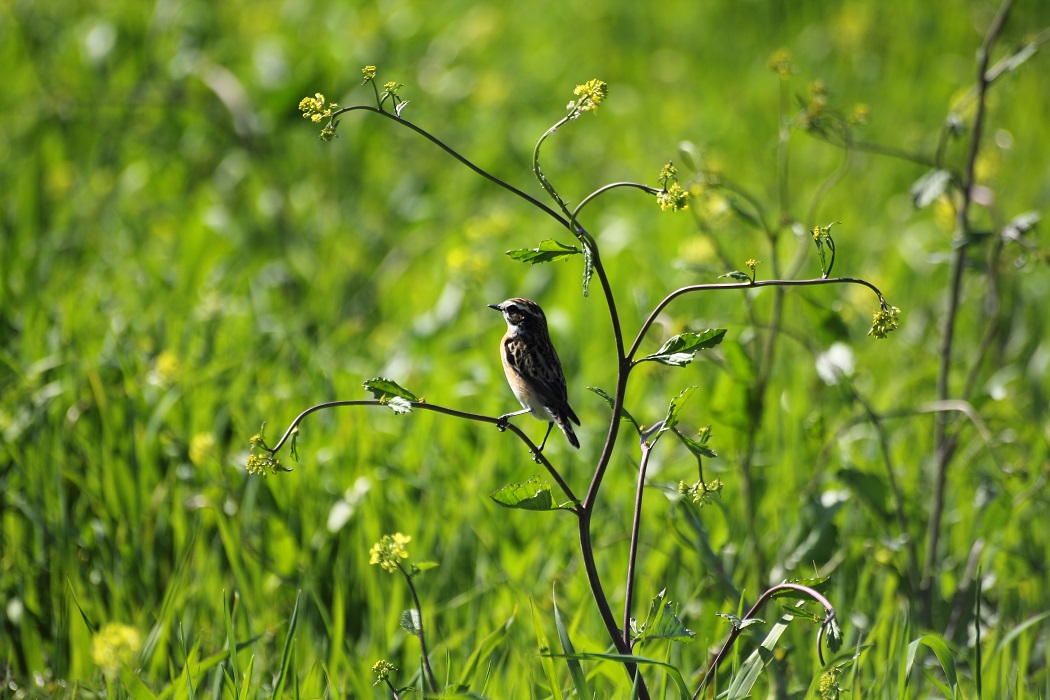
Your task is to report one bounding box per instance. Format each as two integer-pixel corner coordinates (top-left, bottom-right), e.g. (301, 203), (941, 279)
(488, 298), (580, 452)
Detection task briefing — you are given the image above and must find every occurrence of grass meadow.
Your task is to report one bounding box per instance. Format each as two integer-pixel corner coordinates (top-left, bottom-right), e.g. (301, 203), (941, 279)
(2, 0), (1050, 697)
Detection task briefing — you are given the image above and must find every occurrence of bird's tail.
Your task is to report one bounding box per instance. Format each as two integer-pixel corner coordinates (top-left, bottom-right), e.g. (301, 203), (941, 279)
(554, 413), (580, 449)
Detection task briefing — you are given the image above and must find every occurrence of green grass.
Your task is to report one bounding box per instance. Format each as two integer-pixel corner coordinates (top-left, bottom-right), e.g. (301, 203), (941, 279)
(2, 0), (1049, 697)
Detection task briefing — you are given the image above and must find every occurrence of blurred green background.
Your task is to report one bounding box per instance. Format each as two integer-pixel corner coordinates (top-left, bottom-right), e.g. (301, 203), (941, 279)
(3, 0), (1049, 696)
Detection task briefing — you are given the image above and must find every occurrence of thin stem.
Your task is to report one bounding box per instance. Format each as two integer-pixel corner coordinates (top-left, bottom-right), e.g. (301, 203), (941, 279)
(628, 276), (886, 362)
(623, 443), (655, 648)
(923, 0), (1011, 620)
(384, 679), (402, 700)
(331, 106), (571, 230)
(265, 400), (580, 509)
(695, 583), (836, 699)
(397, 562), (438, 694)
(571, 182), (661, 225)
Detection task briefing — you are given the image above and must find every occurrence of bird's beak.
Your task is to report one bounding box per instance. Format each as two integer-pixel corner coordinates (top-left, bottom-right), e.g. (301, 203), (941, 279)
(487, 303), (501, 311)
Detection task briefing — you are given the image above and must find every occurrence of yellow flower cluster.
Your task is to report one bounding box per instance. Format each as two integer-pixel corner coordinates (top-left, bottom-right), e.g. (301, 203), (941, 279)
(868, 305), (901, 339)
(370, 532), (412, 573)
(372, 659), (397, 685)
(298, 93), (339, 124)
(657, 182), (689, 212)
(362, 65), (377, 82)
(819, 667), (843, 699)
(91, 623), (141, 678)
(677, 479), (724, 506)
(567, 79), (608, 116)
(745, 258), (760, 271)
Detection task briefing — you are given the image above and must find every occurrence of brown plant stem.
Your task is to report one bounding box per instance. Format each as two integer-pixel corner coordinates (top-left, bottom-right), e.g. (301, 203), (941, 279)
(922, 0), (1012, 623)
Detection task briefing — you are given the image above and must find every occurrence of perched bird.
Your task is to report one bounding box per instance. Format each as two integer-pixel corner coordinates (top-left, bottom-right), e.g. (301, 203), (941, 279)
(488, 298), (580, 451)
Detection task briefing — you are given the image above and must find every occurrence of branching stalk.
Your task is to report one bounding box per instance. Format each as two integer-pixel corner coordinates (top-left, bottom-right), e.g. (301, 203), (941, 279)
(923, 0), (1012, 621)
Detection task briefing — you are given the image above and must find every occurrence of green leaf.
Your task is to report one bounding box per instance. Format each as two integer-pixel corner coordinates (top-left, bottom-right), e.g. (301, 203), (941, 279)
(400, 608), (423, 636)
(490, 478), (559, 511)
(553, 588), (590, 700)
(582, 242), (594, 297)
(289, 427), (300, 463)
(995, 610), (1050, 654)
(678, 140), (702, 172)
(719, 270), (752, 282)
(904, 633), (958, 698)
(384, 396), (413, 415)
(530, 602), (564, 700)
(543, 651), (692, 700)
(673, 429), (716, 458)
(363, 377), (418, 402)
(587, 386), (641, 433)
(636, 329), (727, 367)
(716, 612), (765, 630)
(237, 656), (255, 700)
(459, 613), (515, 689)
(272, 589), (301, 700)
(120, 668), (160, 700)
(910, 169), (952, 208)
(726, 613), (793, 700)
(412, 561), (440, 573)
(506, 239), (581, 264)
(825, 615), (844, 654)
(222, 590), (240, 699)
(631, 590), (696, 645)
(661, 387), (696, 433)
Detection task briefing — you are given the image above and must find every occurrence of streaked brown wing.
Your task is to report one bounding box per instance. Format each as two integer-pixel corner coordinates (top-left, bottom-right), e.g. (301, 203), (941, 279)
(505, 334), (578, 424)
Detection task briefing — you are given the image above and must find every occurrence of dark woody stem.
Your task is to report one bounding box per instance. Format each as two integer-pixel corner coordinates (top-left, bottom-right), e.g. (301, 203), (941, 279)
(396, 562), (438, 694)
(532, 113), (648, 697)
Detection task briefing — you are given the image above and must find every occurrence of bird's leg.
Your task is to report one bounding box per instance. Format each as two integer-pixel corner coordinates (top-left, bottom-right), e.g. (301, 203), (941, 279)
(532, 422), (555, 461)
(496, 408), (532, 430)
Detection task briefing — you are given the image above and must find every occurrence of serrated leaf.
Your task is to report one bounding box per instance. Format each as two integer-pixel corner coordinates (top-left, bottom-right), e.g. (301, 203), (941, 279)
(587, 386), (641, 433)
(661, 387), (696, 433)
(825, 616), (843, 653)
(673, 429), (717, 458)
(490, 478), (559, 511)
(506, 239), (581, 264)
(400, 608), (422, 635)
(633, 591), (696, 645)
(719, 270), (752, 282)
(363, 377), (418, 402)
(910, 169), (952, 208)
(636, 329), (727, 367)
